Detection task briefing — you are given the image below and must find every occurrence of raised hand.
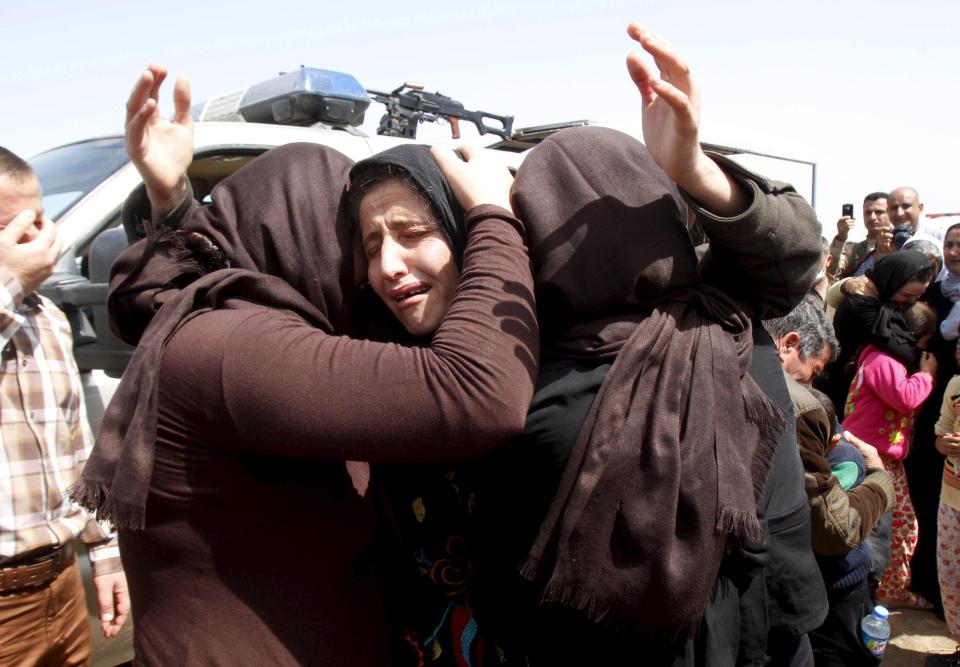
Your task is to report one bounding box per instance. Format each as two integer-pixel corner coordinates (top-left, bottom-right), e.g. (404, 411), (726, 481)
(874, 226), (895, 257)
(625, 23), (747, 216)
(836, 216), (855, 241)
(125, 65), (193, 219)
(919, 351), (938, 376)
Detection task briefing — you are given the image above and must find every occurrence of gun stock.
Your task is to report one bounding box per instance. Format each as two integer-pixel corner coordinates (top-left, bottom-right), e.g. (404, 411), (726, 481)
(367, 85), (513, 140)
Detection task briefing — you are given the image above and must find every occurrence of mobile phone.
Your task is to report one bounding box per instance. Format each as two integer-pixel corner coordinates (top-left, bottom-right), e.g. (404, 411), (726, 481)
(842, 203), (854, 217)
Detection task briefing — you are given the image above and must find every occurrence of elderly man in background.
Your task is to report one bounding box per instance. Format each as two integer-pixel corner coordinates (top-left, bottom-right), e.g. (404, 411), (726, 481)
(765, 296), (839, 385)
(0, 147), (128, 665)
(764, 297), (895, 666)
(888, 186), (926, 238)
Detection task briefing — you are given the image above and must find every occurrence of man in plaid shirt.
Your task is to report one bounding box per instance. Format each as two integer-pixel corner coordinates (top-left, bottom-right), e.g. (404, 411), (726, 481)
(0, 147), (128, 664)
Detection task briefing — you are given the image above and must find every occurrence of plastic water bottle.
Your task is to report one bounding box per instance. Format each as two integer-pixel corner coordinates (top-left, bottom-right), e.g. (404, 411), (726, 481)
(861, 604), (890, 657)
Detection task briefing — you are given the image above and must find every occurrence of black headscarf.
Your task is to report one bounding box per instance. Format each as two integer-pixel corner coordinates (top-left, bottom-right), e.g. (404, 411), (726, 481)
(347, 145), (467, 343)
(515, 127), (785, 639)
(349, 144), (466, 267)
(836, 250), (931, 368)
(71, 142), (355, 529)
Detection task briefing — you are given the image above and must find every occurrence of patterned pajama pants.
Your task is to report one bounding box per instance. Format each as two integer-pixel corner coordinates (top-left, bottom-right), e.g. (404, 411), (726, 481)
(876, 458), (919, 601)
(938, 501), (960, 639)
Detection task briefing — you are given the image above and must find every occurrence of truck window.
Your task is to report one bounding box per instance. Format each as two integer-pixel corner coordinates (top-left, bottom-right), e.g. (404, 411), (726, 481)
(30, 138), (129, 221)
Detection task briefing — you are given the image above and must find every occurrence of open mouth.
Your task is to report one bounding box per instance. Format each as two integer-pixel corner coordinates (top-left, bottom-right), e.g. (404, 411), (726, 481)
(391, 284), (430, 305)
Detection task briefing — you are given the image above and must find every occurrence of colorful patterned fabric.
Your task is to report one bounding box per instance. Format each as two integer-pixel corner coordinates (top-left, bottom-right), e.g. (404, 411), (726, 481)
(843, 344), (934, 460)
(383, 463), (492, 667)
(875, 458), (919, 600)
(0, 268), (118, 573)
(937, 501), (960, 640)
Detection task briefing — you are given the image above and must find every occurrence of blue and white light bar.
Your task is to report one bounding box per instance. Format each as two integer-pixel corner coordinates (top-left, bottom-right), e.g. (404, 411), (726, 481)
(192, 68), (371, 128)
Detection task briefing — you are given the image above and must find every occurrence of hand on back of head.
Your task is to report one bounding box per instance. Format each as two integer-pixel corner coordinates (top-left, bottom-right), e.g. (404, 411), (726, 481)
(430, 145), (514, 213)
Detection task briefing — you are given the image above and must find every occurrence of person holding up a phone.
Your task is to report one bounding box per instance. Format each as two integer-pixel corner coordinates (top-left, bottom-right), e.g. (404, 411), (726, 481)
(827, 192), (891, 279)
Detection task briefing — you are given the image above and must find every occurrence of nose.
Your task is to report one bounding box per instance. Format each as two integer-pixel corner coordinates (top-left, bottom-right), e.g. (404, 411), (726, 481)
(18, 213), (42, 244)
(379, 237), (408, 281)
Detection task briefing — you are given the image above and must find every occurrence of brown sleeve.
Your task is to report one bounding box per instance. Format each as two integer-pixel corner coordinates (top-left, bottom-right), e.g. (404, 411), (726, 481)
(694, 153), (822, 320)
(108, 181), (202, 344)
(161, 206), (538, 462)
(795, 406), (894, 555)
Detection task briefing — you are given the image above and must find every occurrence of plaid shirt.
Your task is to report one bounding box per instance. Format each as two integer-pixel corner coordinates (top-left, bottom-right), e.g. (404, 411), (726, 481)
(0, 268), (120, 575)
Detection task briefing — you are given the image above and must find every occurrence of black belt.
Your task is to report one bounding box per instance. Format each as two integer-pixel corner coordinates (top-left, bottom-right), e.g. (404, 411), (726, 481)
(0, 541), (76, 594)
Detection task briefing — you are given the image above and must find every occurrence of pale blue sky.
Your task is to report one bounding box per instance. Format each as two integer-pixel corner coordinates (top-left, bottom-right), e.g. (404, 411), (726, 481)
(2, 1), (957, 229)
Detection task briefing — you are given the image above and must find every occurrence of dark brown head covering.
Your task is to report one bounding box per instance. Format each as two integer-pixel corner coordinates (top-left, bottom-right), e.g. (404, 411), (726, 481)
(71, 142), (355, 529)
(515, 127), (785, 639)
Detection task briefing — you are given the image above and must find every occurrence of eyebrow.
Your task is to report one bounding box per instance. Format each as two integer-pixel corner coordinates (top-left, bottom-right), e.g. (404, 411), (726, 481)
(385, 215), (438, 230)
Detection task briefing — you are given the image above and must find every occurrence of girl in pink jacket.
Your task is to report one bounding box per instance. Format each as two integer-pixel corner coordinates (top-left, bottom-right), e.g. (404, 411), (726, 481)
(843, 301), (938, 608)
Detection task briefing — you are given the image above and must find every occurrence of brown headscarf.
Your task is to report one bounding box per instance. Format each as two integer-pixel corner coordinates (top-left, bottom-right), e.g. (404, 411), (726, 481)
(71, 142), (356, 529)
(515, 127), (785, 639)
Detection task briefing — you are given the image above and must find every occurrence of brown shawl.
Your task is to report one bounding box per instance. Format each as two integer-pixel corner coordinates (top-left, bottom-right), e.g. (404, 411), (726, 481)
(71, 142), (355, 529)
(515, 127), (785, 638)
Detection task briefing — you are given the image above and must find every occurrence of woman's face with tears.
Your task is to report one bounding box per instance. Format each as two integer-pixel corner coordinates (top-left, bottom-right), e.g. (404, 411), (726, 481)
(358, 178), (459, 338)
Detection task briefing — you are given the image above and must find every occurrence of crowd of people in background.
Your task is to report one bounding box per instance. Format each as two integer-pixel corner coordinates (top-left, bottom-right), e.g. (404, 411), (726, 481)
(766, 187), (960, 666)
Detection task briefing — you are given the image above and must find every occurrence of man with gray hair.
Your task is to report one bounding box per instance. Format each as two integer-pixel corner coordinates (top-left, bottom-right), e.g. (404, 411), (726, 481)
(763, 296), (839, 385)
(764, 297), (894, 665)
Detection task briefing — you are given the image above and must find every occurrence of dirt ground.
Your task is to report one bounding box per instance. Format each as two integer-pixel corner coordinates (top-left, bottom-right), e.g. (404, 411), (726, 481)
(886, 607), (957, 665)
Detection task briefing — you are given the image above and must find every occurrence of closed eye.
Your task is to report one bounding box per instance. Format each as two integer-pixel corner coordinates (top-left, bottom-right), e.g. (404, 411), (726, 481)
(363, 239), (381, 259)
(400, 226), (437, 241)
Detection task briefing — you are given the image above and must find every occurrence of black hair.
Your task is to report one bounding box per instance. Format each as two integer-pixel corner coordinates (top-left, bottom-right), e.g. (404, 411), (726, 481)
(903, 301), (937, 340)
(0, 146), (34, 181)
(807, 386), (840, 435)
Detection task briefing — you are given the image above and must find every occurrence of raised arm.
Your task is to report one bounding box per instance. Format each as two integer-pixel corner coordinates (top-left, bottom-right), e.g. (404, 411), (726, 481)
(125, 65), (194, 220)
(626, 23), (747, 216)
(161, 204), (539, 462)
(861, 351), (936, 413)
(625, 24), (821, 319)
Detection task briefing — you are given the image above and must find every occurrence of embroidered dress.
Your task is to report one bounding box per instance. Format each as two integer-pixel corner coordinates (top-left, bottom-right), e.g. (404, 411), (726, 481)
(381, 464), (499, 667)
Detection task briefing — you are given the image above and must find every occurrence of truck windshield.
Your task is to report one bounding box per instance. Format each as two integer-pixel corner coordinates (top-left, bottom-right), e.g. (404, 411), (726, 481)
(29, 138), (129, 221)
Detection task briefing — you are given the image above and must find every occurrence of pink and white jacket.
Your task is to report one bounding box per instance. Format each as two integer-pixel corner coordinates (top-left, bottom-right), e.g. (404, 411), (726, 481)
(842, 344), (934, 460)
